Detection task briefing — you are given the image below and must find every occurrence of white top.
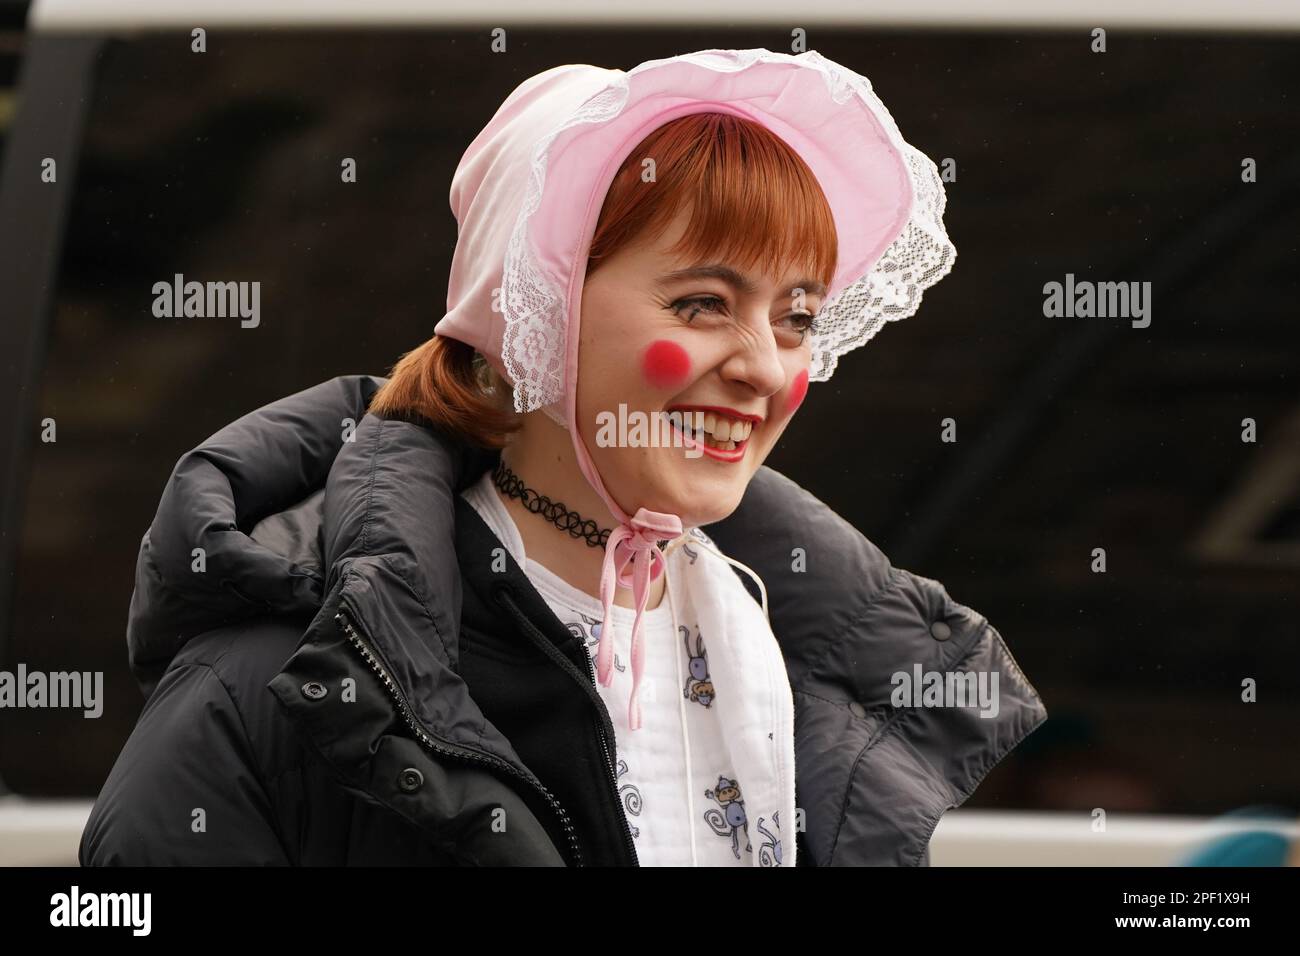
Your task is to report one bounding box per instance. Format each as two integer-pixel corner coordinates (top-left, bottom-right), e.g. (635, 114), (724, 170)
(460, 470), (757, 866)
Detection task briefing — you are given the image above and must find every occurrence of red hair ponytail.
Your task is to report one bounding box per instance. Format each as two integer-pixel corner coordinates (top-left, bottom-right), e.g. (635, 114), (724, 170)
(368, 335), (520, 448)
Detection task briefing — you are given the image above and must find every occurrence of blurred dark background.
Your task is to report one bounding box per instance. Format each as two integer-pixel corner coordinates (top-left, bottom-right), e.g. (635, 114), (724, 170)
(0, 20), (1297, 817)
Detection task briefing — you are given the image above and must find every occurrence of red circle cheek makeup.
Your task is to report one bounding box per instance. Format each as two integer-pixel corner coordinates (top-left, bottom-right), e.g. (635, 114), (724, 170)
(785, 368), (810, 416)
(641, 339), (692, 389)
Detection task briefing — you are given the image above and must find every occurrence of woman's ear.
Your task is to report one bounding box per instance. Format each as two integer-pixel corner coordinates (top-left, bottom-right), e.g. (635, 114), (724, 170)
(476, 357), (516, 412)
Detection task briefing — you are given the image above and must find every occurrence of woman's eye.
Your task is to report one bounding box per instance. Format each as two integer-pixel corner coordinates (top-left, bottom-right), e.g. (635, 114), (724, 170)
(670, 295), (727, 322)
(669, 296), (818, 345)
(775, 311), (818, 344)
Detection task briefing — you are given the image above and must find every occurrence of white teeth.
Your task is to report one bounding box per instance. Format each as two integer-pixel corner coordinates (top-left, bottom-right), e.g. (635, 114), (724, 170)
(666, 409), (756, 448)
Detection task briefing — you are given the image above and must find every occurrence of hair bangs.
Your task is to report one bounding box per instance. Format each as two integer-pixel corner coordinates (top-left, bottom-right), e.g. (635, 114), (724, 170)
(589, 112), (837, 293)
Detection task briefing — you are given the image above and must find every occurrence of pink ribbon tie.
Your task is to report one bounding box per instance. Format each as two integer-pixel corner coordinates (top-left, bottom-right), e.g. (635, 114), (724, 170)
(596, 508), (682, 731)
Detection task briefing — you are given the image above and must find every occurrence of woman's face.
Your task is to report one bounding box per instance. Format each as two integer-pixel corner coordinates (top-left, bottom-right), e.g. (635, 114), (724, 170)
(576, 204), (823, 529)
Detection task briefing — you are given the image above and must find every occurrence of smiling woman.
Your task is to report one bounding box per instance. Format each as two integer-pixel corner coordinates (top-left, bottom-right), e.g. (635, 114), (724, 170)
(365, 49), (968, 864)
(369, 107), (848, 640)
(82, 48), (1045, 869)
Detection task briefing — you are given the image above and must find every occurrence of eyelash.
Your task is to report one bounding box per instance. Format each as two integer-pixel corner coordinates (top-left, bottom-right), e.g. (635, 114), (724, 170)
(669, 295), (820, 340)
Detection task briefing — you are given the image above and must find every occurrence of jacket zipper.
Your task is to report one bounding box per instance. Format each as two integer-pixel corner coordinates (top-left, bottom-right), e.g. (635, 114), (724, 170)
(582, 641), (642, 865)
(499, 596), (639, 865)
(333, 605), (585, 867)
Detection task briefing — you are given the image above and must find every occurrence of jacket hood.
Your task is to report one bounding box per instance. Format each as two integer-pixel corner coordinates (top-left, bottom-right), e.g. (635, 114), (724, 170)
(128, 373), (558, 812)
(126, 376), (381, 696)
(127, 374), (505, 701)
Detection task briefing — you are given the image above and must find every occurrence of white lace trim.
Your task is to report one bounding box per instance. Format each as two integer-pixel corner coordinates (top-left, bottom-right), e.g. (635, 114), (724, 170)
(499, 48), (956, 414)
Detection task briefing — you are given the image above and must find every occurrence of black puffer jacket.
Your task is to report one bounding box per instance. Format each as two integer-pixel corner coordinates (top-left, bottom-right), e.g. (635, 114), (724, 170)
(80, 375), (1047, 866)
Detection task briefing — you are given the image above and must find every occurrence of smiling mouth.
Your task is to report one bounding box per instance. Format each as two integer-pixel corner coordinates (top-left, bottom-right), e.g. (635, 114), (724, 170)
(660, 406), (759, 462)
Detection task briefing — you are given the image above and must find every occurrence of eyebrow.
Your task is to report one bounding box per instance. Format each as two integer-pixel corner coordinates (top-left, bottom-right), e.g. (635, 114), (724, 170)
(654, 263), (827, 299)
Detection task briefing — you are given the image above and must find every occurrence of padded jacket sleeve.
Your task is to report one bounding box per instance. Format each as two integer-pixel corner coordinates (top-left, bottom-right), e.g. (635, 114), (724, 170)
(80, 654), (291, 866)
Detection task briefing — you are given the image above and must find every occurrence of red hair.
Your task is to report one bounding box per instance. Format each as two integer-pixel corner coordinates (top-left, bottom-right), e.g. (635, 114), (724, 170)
(369, 112), (838, 446)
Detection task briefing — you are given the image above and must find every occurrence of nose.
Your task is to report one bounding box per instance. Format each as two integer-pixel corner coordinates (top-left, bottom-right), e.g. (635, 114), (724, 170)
(717, 313), (787, 398)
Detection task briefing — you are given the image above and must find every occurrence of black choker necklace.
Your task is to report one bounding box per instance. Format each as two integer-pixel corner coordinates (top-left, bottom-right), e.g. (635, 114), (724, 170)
(491, 459), (671, 552)
(492, 458), (612, 549)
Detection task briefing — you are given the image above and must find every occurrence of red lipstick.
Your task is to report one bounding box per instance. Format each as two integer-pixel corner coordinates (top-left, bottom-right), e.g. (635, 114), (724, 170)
(664, 404), (764, 424)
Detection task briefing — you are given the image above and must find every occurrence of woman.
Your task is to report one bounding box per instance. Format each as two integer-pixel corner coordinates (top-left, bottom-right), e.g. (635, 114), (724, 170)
(81, 48), (1047, 866)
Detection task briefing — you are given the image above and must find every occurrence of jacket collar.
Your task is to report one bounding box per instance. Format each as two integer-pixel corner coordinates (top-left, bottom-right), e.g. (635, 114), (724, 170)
(314, 412), (545, 772)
